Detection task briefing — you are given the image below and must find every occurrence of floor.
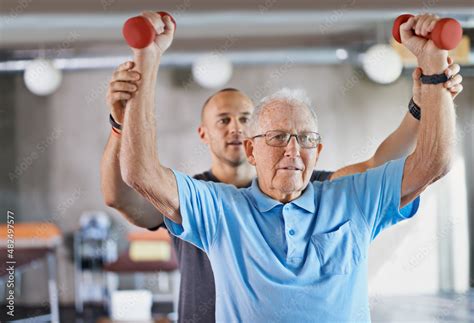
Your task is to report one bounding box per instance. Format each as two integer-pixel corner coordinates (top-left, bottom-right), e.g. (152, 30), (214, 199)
(371, 293), (474, 323)
(1, 303), (173, 323)
(2, 293), (473, 322)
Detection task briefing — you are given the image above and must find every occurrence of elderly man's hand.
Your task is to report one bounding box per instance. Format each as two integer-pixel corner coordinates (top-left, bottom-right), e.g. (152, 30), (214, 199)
(400, 14), (448, 74)
(132, 11), (175, 60)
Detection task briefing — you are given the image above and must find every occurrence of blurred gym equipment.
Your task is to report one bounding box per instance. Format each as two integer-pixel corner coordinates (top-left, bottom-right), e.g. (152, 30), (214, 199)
(74, 212), (117, 314)
(0, 223), (62, 323)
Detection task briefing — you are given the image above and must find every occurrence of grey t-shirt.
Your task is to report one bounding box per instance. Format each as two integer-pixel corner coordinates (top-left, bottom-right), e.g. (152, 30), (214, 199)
(156, 169), (333, 323)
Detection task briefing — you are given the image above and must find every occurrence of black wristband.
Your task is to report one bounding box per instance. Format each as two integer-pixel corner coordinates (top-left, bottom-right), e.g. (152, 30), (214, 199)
(420, 73), (448, 85)
(408, 97), (421, 121)
(109, 114), (122, 131)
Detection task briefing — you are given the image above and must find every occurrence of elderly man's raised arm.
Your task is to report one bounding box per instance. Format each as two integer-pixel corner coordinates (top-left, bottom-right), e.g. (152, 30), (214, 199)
(399, 15), (456, 208)
(329, 59), (461, 181)
(119, 12), (182, 224)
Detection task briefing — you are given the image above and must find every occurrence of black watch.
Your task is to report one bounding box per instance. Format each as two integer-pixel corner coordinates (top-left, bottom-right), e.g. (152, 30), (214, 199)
(420, 73), (448, 85)
(109, 114), (123, 130)
(408, 98), (421, 121)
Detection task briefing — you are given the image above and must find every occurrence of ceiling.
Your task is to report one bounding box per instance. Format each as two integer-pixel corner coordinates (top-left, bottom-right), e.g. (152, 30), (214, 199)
(0, 0), (473, 66)
(1, 0), (473, 13)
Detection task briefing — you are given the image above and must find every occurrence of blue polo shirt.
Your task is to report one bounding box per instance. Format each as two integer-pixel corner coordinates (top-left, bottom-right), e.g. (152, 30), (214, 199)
(165, 157), (420, 322)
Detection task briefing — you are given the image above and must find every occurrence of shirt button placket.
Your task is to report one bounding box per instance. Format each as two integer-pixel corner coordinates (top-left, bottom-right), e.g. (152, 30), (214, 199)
(284, 206), (294, 235)
(283, 204), (296, 259)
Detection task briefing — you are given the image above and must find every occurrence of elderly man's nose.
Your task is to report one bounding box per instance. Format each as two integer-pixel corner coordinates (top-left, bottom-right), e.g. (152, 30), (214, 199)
(285, 136), (301, 157)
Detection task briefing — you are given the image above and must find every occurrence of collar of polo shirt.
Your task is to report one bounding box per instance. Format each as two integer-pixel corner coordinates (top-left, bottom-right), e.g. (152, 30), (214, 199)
(249, 178), (316, 214)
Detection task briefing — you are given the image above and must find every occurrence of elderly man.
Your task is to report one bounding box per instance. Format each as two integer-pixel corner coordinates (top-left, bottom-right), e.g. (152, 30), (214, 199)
(116, 12), (455, 322)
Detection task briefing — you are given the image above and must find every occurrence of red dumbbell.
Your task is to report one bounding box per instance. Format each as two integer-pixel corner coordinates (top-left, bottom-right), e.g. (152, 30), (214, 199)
(392, 14), (463, 50)
(122, 11), (176, 49)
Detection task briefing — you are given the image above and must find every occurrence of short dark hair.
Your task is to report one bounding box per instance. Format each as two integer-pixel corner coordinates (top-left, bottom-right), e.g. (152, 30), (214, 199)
(201, 88), (241, 121)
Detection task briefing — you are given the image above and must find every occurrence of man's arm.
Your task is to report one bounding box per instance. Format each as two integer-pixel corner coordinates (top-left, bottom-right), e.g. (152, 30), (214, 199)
(330, 59), (461, 181)
(101, 132), (165, 228)
(100, 61), (165, 229)
(397, 15), (455, 207)
(119, 12), (183, 224)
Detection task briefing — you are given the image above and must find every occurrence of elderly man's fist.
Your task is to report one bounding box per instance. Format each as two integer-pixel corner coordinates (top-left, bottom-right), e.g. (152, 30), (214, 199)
(400, 14), (449, 74)
(129, 11), (175, 57)
(393, 14), (462, 50)
(123, 11), (176, 49)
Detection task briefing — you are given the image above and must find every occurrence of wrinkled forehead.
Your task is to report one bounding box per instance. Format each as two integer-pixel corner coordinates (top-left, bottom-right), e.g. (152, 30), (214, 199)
(258, 100), (317, 133)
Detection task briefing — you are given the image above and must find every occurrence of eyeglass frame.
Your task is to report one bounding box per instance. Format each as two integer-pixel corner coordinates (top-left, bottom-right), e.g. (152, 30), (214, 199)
(250, 130), (322, 149)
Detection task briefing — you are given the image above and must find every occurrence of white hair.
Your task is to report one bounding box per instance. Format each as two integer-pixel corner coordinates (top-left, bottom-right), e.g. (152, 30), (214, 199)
(248, 88), (319, 136)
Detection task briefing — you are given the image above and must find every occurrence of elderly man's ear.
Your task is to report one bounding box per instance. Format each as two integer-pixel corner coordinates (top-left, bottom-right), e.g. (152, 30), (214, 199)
(244, 139), (257, 166)
(315, 143), (323, 156)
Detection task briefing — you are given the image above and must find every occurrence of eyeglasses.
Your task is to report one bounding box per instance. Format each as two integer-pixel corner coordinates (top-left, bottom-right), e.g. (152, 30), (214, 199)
(251, 130), (321, 149)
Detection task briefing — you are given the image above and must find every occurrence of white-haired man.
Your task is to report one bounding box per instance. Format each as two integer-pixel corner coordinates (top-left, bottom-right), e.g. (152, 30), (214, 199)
(116, 12), (455, 322)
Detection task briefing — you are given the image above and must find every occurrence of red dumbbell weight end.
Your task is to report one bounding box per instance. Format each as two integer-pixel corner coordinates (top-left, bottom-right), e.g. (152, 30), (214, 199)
(392, 14), (463, 50)
(123, 11), (176, 49)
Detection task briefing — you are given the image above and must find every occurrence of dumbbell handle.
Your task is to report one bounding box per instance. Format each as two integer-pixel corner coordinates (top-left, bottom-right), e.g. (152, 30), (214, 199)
(392, 14), (463, 50)
(122, 11), (176, 49)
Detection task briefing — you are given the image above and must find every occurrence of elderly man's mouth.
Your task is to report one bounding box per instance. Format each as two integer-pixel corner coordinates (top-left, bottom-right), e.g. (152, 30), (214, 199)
(278, 167), (303, 171)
